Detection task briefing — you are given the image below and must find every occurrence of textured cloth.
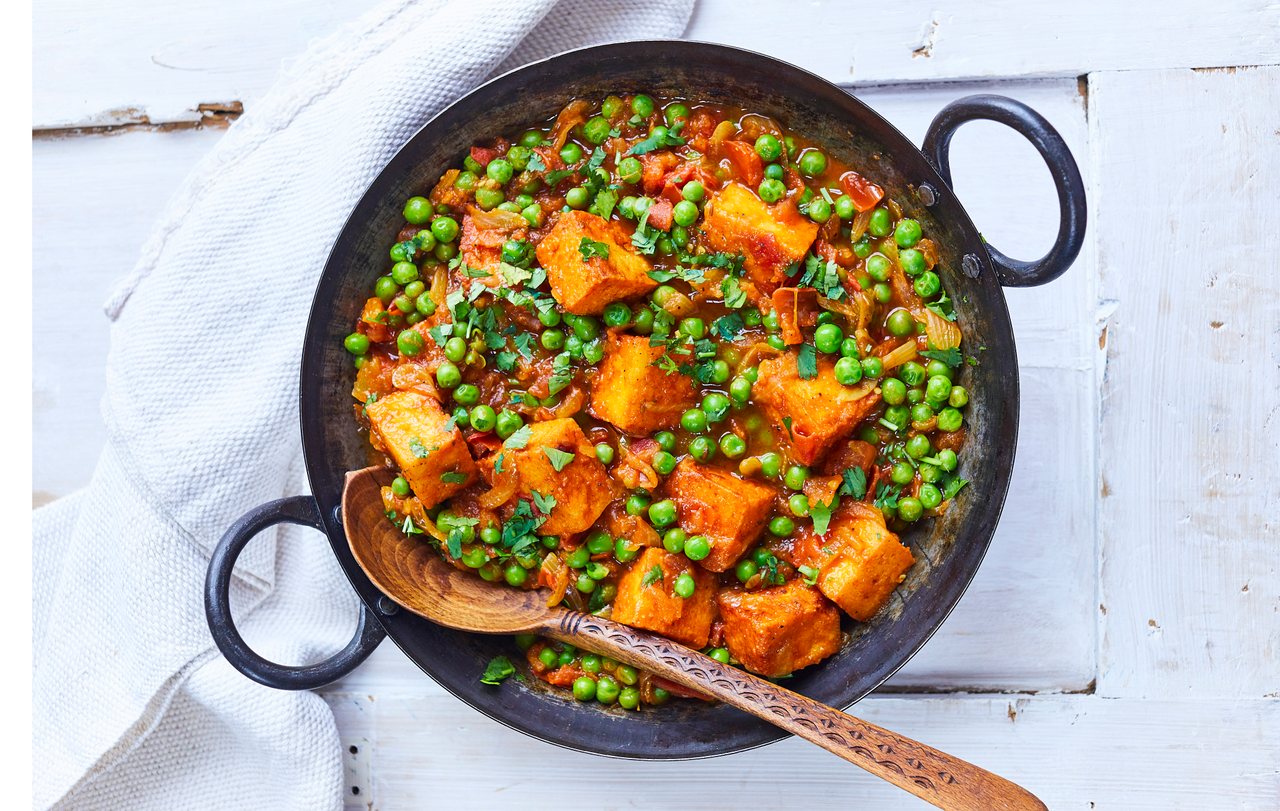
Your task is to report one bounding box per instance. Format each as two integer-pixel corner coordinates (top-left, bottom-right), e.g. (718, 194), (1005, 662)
(31, 1), (693, 807)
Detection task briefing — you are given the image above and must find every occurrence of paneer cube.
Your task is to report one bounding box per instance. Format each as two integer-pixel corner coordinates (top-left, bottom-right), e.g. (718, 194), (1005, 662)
(753, 351), (882, 466)
(701, 182), (819, 288)
(365, 391), (478, 508)
(458, 206), (526, 288)
(660, 458), (777, 572)
(612, 547), (718, 648)
(716, 579), (843, 677)
(482, 418), (613, 535)
(588, 332), (700, 434)
(533, 210), (657, 315)
(803, 502), (914, 622)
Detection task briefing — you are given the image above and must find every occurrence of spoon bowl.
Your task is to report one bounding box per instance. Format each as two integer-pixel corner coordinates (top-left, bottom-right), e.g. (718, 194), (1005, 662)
(342, 465), (1046, 811)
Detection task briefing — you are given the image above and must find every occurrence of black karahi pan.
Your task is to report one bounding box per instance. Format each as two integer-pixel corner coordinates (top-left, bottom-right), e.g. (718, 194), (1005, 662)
(205, 40), (1084, 759)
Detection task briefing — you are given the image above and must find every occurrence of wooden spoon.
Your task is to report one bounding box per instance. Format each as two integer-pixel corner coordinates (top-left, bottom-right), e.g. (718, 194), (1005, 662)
(343, 465), (1046, 811)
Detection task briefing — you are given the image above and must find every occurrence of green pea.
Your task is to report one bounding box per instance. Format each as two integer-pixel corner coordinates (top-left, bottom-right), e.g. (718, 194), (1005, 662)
(434, 241), (458, 261)
(595, 674), (620, 704)
(922, 375), (950, 403)
(393, 262), (422, 286)
(618, 686), (641, 709)
(785, 494), (808, 517)
(672, 200), (699, 227)
(899, 361), (926, 387)
(576, 573), (596, 593)
(682, 181), (705, 203)
(762, 309), (780, 332)
(483, 159), (512, 185)
(890, 462), (915, 485)
(914, 271), (941, 297)
(451, 405), (470, 428)
(538, 647), (560, 669)
(872, 283), (892, 304)
(625, 493), (651, 517)
(882, 377), (908, 405)
(585, 530), (612, 555)
(684, 535), (711, 561)
(679, 317), (705, 340)
(391, 294), (415, 316)
(669, 224), (690, 249)
(442, 336), (465, 363)
(702, 393), (730, 422)
(807, 197), (831, 223)
(344, 333), (370, 355)
(760, 452), (782, 478)
(798, 149), (827, 176)
(719, 434), (747, 459)
(389, 242), (410, 262)
(631, 94), (655, 118)
(754, 134), (782, 161)
(563, 545), (589, 569)
(461, 545), (486, 568)
(374, 276), (399, 303)
(388, 477), (411, 498)
(897, 497), (924, 522)
(616, 664), (638, 686)
(867, 207), (892, 237)
(559, 142), (584, 165)
(784, 465), (808, 491)
(899, 248), (927, 277)
(395, 329), (422, 357)
(499, 239), (526, 266)
(454, 171), (479, 193)
(931, 449), (955, 473)
(653, 451), (676, 475)
(597, 303), (629, 328)
(615, 538), (639, 564)
(906, 435), (932, 459)
(758, 178), (786, 203)
(565, 187), (590, 210)
(949, 386), (969, 408)
(494, 409), (523, 439)
(663, 528), (686, 554)
(615, 158), (643, 188)
(923, 360), (951, 380)
(477, 184), (506, 210)
(586, 444), (611, 468)
(886, 309), (915, 337)
(919, 483), (943, 511)
(431, 361), (459, 388)
(671, 572), (695, 599)
(909, 403), (933, 426)
(602, 96), (625, 119)
(572, 676), (597, 701)
(814, 324), (844, 353)
(414, 291), (437, 315)
(937, 407), (963, 432)
(709, 647), (732, 665)
(885, 405), (910, 430)
(403, 196), (432, 224)
(831, 356), (862, 386)
(655, 236), (674, 254)
(557, 649), (575, 666)
(767, 335), (787, 351)
(451, 384), (479, 407)
(501, 563), (527, 587)
(571, 315), (600, 341)
(852, 237), (873, 259)
(895, 218), (922, 248)
(647, 432), (672, 454)
(431, 216), (460, 243)
(583, 116), (611, 144)
(834, 195), (856, 219)
(681, 408), (708, 433)
(648, 499), (677, 528)
(688, 436), (714, 462)
(735, 559), (759, 583)
(663, 103), (690, 126)
(865, 254), (891, 282)
(729, 376), (752, 403)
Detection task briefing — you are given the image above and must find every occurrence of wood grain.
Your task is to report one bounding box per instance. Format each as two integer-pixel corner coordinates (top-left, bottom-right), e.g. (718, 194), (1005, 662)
(1090, 66), (1280, 700)
(32, 0), (1280, 128)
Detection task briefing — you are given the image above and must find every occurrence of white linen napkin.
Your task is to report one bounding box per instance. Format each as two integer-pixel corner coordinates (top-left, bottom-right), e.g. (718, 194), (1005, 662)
(32, 1), (694, 807)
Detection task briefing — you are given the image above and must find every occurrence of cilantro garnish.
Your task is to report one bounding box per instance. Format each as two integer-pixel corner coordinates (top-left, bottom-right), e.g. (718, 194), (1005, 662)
(531, 490), (557, 515)
(441, 471), (467, 484)
(712, 313), (744, 341)
(919, 347), (962, 368)
(503, 424), (532, 450)
(392, 229), (437, 261)
(579, 237), (610, 262)
(480, 655), (516, 685)
(461, 263), (492, 278)
(782, 416), (794, 440)
(641, 565), (664, 587)
(873, 483), (900, 513)
(941, 472), (969, 500)
(527, 152), (546, 172)
(409, 438), (432, 459)
(796, 344), (818, 380)
(493, 453), (504, 474)
(626, 121), (686, 156)
(513, 332), (535, 359)
(589, 188), (618, 220)
(427, 324), (453, 347)
(798, 565), (820, 586)
(721, 276), (747, 309)
(544, 169), (575, 186)
(495, 351), (517, 371)
(541, 446), (575, 471)
(400, 515), (423, 535)
(839, 467), (868, 500)
(926, 288), (958, 322)
(809, 496), (837, 536)
(547, 351), (574, 395)
(797, 255), (845, 301)
(631, 207), (659, 255)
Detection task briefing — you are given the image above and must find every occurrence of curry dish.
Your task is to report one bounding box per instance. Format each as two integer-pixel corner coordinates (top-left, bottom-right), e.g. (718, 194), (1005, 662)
(344, 93), (970, 708)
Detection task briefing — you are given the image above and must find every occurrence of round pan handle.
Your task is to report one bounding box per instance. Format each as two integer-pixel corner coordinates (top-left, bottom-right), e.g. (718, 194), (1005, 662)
(205, 496), (386, 690)
(922, 94), (1086, 288)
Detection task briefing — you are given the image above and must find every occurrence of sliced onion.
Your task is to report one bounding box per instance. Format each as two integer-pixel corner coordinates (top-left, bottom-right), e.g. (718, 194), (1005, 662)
(661, 290), (697, 318)
(709, 119), (737, 147)
(468, 205), (526, 231)
(430, 264), (448, 307)
(848, 208), (872, 242)
(478, 460), (518, 509)
(407, 500), (449, 543)
(541, 552), (569, 608)
(881, 340), (918, 370)
(920, 306), (962, 350)
(551, 99), (590, 151)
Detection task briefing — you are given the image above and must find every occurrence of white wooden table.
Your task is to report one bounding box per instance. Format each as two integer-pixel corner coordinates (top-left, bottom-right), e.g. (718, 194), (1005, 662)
(33, 2), (1280, 807)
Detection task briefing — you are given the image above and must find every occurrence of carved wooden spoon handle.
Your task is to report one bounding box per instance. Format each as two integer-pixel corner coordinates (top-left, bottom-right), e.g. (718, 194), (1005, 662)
(544, 612), (1046, 811)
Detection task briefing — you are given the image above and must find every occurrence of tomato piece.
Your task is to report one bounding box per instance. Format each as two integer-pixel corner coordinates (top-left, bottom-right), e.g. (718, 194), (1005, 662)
(646, 199), (674, 231)
(839, 170), (884, 212)
(722, 140), (764, 186)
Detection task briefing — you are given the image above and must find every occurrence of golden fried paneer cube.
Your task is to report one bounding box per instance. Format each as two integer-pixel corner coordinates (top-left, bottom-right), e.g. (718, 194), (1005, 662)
(612, 547), (718, 648)
(804, 502), (914, 622)
(701, 182), (819, 288)
(534, 210), (657, 315)
(716, 579), (843, 677)
(753, 351), (882, 466)
(588, 332), (700, 435)
(365, 391), (478, 508)
(661, 458), (777, 572)
(484, 418), (613, 535)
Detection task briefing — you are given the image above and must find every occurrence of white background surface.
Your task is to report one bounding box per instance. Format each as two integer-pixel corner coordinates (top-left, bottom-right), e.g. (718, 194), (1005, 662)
(32, 1), (1279, 807)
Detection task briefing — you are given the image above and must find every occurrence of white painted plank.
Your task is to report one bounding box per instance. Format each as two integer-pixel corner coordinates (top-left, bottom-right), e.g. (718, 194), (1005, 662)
(1091, 66), (1280, 699)
(32, 128), (227, 504)
(33, 0), (1280, 128)
(324, 691), (1280, 810)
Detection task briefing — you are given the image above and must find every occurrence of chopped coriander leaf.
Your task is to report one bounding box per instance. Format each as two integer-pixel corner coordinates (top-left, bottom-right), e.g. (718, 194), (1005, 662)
(513, 332), (535, 358)
(547, 352), (574, 395)
(542, 446), (575, 471)
(503, 424), (532, 450)
(798, 565), (820, 586)
(495, 351), (518, 371)
(626, 121), (686, 156)
(873, 483), (900, 512)
(712, 312), (745, 341)
(480, 655), (516, 685)
(631, 208), (659, 255)
(839, 467), (868, 500)
(443, 415), (458, 433)
(641, 565), (664, 587)
(493, 453), (505, 475)
(408, 438), (432, 459)
(531, 490), (557, 515)
(783, 416), (794, 440)
(579, 237), (610, 261)
(941, 473), (969, 500)
(721, 275), (747, 308)
(809, 495), (837, 535)
(796, 344), (818, 380)
(527, 152), (546, 172)
(590, 188), (618, 220)
(919, 347), (963, 368)
(441, 471), (468, 484)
